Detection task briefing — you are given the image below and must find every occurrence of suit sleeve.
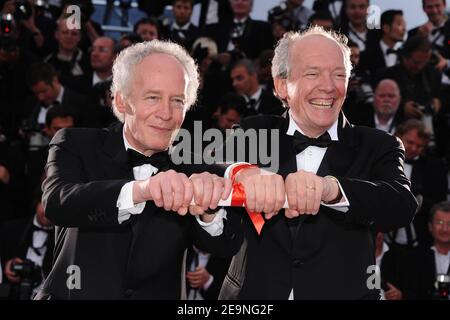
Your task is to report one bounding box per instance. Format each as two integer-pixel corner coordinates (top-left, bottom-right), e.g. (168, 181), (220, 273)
(333, 135), (418, 232)
(42, 129), (130, 228)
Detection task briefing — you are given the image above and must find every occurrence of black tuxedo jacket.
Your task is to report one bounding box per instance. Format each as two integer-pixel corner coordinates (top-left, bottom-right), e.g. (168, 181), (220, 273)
(197, 0), (233, 27)
(35, 123), (242, 299)
(412, 246), (447, 299)
(202, 18), (273, 59)
(223, 113), (417, 299)
(359, 41), (391, 78)
(26, 87), (92, 129)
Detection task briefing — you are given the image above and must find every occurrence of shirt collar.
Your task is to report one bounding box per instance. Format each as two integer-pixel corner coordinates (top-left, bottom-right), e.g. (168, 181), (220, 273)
(374, 114), (394, 128)
(233, 17), (248, 24)
(431, 246), (450, 256)
(379, 39), (402, 54)
(249, 86), (262, 101)
(122, 127), (140, 153)
(286, 109), (339, 141)
(172, 22), (191, 30)
(92, 72), (112, 86)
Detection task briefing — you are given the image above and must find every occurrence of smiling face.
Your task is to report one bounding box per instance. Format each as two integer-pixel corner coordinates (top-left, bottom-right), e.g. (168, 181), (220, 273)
(423, 0), (446, 26)
(274, 35), (348, 137)
(116, 53), (188, 156)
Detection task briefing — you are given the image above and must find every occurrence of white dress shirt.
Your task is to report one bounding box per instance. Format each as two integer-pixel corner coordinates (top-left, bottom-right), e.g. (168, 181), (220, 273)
(187, 246), (214, 300)
(227, 17), (248, 51)
(388, 162), (417, 245)
(244, 86), (263, 113)
(116, 129), (226, 236)
(374, 114), (395, 134)
(379, 40), (402, 68)
(348, 23), (367, 52)
(431, 246), (450, 275)
(37, 86), (64, 125)
(26, 215), (53, 268)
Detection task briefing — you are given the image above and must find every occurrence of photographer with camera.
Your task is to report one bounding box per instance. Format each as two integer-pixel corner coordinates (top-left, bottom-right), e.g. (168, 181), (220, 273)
(0, 188), (54, 300)
(378, 36), (442, 128)
(268, 0), (313, 32)
(0, 0), (46, 56)
(202, 0), (273, 60)
(413, 201), (450, 300)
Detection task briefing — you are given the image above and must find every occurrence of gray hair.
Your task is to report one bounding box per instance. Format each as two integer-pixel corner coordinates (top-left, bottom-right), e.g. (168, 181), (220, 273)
(429, 201), (450, 222)
(111, 40), (200, 122)
(271, 26), (353, 81)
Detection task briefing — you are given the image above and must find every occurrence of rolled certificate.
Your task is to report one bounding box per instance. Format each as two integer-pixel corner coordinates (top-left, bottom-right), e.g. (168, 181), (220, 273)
(190, 183), (289, 208)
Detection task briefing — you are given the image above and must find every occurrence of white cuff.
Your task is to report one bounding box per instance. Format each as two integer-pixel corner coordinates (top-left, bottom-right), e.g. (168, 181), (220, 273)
(224, 162), (250, 178)
(195, 208), (227, 236)
(203, 274), (214, 290)
(321, 179), (350, 213)
(117, 181), (146, 224)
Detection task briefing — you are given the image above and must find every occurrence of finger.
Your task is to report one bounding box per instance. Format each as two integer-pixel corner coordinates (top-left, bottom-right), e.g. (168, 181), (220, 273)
(313, 177), (323, 214)
(305, 174), (317, 213)
(275, 175), (286, 212)
(171, 174), (185, 212)
(243, 180), (256, 212)
(286, 175), (297, 211)
(151, 178), (163, 207)
(254, 177), (266, 213)
(222, 178), (232, 200)
(177, 206), (188, 215)
(263, 176), (275, 214)
(160, 174), (174, 211)
(209, 176), (223, 210)
(296, 173), (307, 214)
(201, 174), (213, 211)
(285, 208), (299, 219)
(182, 175), (194, 208)
(264, 212), (276, 220)
(192, 176), (203, 207)
(188, 205), (204, 215)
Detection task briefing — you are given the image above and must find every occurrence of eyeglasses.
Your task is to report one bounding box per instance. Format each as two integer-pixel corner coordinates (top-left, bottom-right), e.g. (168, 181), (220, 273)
(433, 220), (450, 227)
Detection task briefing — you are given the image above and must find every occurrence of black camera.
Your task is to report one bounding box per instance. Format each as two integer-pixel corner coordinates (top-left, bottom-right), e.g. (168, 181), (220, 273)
(11, 259), (41, 281)
(268, 2), (297, 31)
(11, 259), (42, 300)
(434, 274), (450, 300)
(0, 14), (18, 53)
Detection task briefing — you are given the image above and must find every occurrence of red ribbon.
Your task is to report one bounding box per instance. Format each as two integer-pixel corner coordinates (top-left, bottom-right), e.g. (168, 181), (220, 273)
(231, 183), (265, 235)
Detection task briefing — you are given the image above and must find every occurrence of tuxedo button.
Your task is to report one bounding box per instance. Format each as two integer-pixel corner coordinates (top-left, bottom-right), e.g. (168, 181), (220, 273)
(124, 289), (133, 297)
(292, 259), (304, 268)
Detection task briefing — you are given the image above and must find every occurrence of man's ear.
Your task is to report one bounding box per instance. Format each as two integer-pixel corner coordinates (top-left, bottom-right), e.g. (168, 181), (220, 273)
(115, 93), (127, 114)
(274, 76), (287, 100)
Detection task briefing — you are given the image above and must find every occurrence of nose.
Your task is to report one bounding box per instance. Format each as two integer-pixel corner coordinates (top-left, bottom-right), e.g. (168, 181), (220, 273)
(156, 98), (172, 121)
(318, 74), (335, 93)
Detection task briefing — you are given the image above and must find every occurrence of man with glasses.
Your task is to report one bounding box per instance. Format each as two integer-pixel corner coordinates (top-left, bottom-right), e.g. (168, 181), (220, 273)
(413, 201), (450, 299)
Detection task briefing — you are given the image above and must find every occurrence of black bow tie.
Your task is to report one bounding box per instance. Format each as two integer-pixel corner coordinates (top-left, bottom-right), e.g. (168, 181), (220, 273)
(127, 149), (171, 170)
(292, 130), (332, 154)
(32, 224), (50, 233)
(233, 21), (244, 28)
(247, 98), (257, 109)
(431, 27), (444, 36)
(386, 48), (398, 55)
